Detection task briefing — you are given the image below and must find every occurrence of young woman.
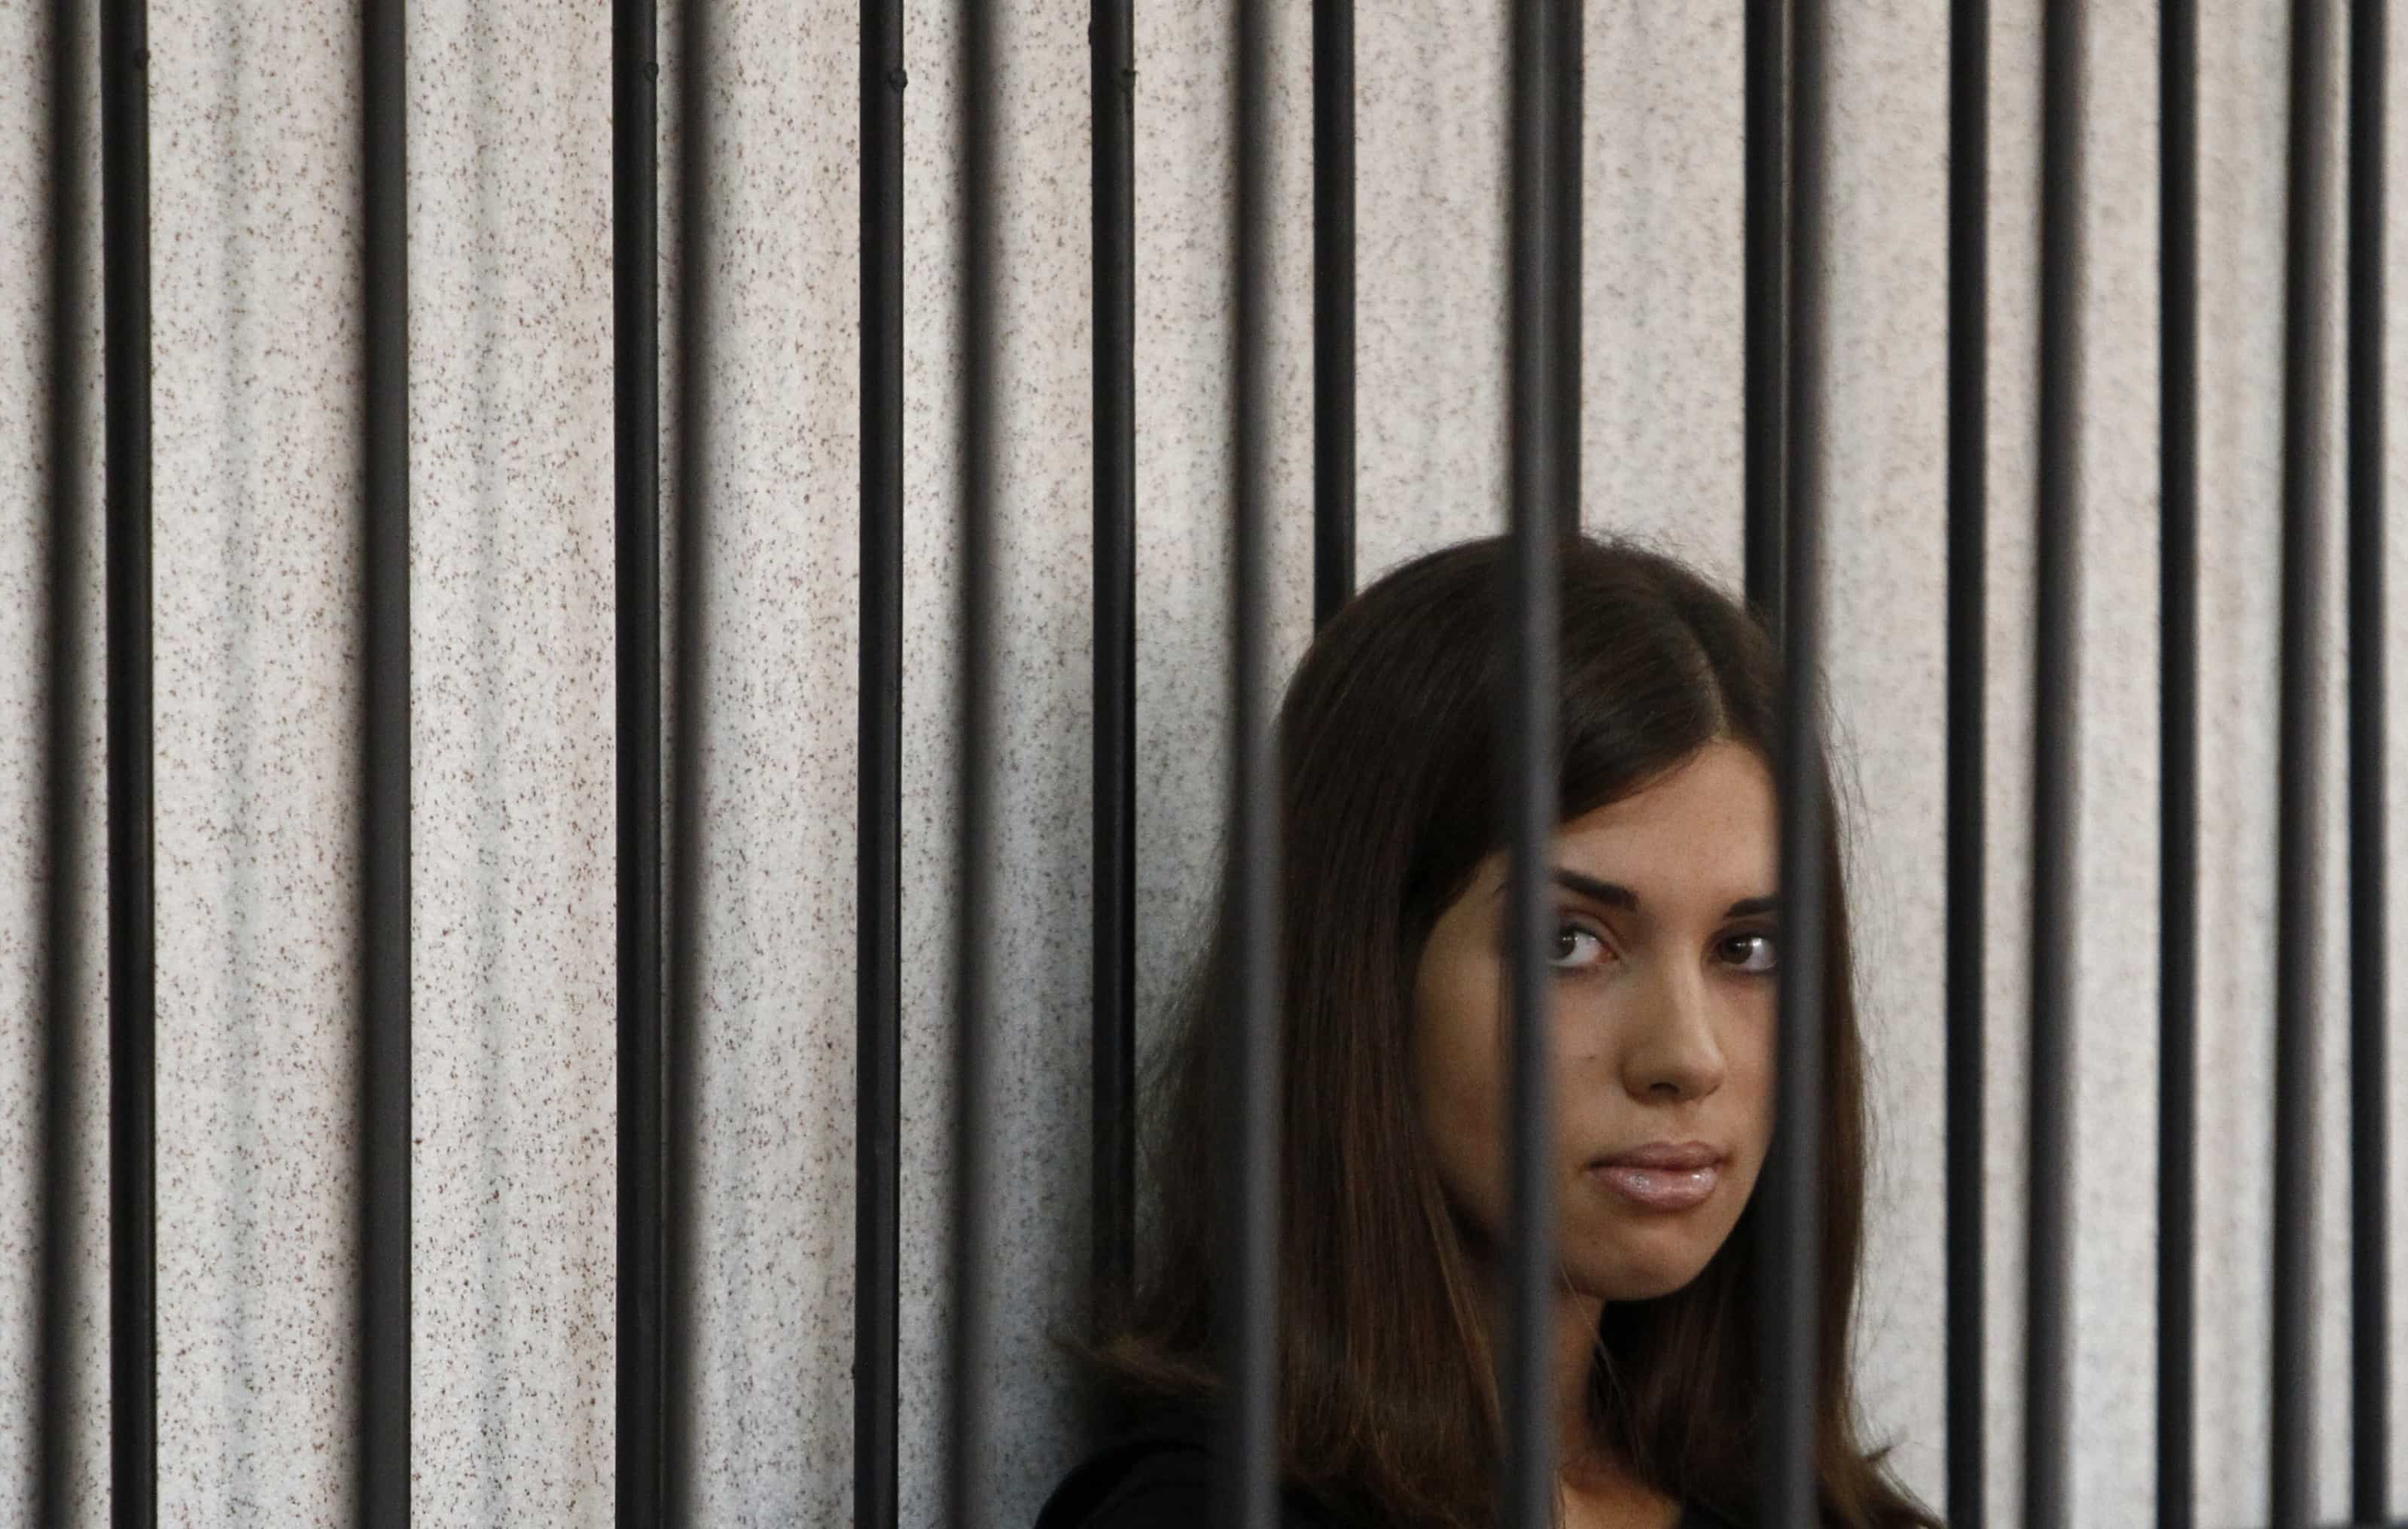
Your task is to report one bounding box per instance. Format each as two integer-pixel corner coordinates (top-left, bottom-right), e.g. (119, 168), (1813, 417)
(1034, 538), (1939, 1529)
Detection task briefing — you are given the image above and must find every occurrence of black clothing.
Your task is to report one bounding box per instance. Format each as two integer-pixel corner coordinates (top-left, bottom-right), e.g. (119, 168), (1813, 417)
(1032, 1404), (1742, 1529)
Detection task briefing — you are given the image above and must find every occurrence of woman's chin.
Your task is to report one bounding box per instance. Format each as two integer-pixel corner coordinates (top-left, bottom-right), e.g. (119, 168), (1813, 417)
(1568, 1250), (1715, 1304)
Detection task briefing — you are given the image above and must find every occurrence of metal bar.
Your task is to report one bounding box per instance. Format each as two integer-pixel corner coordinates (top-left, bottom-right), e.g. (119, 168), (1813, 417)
(1551, 0), (1580, 541)
(1760, 0), (1827, 1521)
(1218, 0), (1278, 1518)
(948, 2), (1000, 1520)
(2025, 2), (2083, 1524)
(361, 0), (413, 1520)
(1501, 0), (1563, 1526)
(101, 0), (157, 1520)
(1943, 0), (1987, 1521)
(38, 0), (92, 1516)
(1312, 0), (1355, 624)
(2158, 0), (2199, 1522)
(856, 0), (905, 1518)
(666, 0), (713, 1512)
(614, 0), (668, 1521)
(2272, 1), (2334, 1523)
(1090, 0), (1138, 1323)
(2344, 0), (2389, 1518)
(1743, 0), (1789, 627)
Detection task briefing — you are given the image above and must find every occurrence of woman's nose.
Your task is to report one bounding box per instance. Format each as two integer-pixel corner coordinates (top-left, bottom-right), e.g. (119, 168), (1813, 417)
(1620, 960), (1728, 1101)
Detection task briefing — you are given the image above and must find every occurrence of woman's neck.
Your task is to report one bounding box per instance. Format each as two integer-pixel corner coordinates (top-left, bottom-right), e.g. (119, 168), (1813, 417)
(1546, 1291), (1681, 1526)
(1471, 1262), (1678, 1521)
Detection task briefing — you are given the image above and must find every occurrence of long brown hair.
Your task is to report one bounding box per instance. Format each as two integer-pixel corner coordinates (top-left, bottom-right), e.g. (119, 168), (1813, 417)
(1086, 537), (1938, 1529)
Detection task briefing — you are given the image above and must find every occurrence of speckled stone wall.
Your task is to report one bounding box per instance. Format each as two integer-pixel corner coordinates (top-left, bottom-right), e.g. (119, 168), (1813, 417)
(3, 1), (2406, 1525)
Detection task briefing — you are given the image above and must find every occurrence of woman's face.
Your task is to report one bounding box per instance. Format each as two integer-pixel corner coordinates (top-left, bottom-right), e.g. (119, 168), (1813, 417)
(1410, 739), (1779, 1302)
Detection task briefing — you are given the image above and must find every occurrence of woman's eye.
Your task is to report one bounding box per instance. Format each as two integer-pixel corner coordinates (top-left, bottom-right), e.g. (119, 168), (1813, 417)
(1721, 931), (1779, 974)
(1550, 923), (1607, 970)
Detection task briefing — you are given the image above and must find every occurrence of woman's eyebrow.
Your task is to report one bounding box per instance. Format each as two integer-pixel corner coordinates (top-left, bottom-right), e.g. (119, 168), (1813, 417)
(1549, 868), (1782, 921)
(1550, 868), (1638, 909)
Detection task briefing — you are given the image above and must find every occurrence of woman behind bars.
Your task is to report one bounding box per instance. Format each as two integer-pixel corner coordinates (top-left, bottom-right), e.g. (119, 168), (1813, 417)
(1032, 537), (1938, 1529)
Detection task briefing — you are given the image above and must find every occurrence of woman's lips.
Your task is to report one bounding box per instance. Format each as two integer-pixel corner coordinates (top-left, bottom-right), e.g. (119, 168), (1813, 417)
(1587, 1143), (1725, 1211)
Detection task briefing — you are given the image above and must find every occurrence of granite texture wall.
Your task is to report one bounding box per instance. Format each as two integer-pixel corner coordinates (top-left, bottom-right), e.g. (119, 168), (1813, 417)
(2, 0), (2406, 1524)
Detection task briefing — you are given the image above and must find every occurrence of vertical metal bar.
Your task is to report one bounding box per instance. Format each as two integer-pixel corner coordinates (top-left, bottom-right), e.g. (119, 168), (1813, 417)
(666, 0), (712, 1515)
(2157, 0), (2199, 1523)
(1311, 0), (1355, 625)
(1550, 0), (1580, 542)
(1743, 0), (1790, 627)
(856, 0), (905, 1520)
(1943, 0), (1988, 1521)
(613, 0), (667, 1521)
(948, 1), (1000, 1520)
(2025, 3), (2083, 1524)
(2344, 0), (2388, 1521)
(1219, 0), (1278, 1519)
(2271, 2), (2333, 1523)
(38, 0), (92, 1518)
(361, 0), (413, 1521)
(1090, 0), (1138, 1323)
(1502, 0), (1562, 1526)
(1759, 0), (1826, 1521)
(100, 0), (157, 1521)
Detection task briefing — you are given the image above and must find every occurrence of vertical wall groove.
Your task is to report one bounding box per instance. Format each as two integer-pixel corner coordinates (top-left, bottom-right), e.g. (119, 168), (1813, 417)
(613, 0), (668, 1520)
(2157, 0), (2199, 1524)
(1549, 0), (1579, 542)
(1090, 0), (1138, 1326)
(1743, 0), (1790, 629)
(2269, 2), (2333, 1523)
(855, 0), (905, 1521)
(361, 0), (413, 1521)
(100, 0), (157, 1519)
(2025, 3), (2083, 1524)
(2342, 0), (2388, 1518)
(666, 0), (714, 1515)
(1761, 0), (1827, 1520)
(1312, 0), (1355, 624)
(948, 3), (1000, 1521)
(1943, 0), (1988, 1522)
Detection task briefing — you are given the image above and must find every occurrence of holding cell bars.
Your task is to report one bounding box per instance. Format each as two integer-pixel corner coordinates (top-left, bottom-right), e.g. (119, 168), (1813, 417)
(101, 0), (159, 1521)
(1762, 0), (1830, 1524)
(361, 0), (412, 1522)
(1093, 0), (1141, 1323)
(1944, 2), (1989, 1526)
(2345, 0), (2391, 1522)
(2160, 0), (2201, 1524)
(23, 1), (2402, 1524)
(37, 0), (91, 1521)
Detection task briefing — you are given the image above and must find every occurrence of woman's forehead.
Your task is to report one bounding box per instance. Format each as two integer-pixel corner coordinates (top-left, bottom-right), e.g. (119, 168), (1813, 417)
(1552, 744), (1778, 897)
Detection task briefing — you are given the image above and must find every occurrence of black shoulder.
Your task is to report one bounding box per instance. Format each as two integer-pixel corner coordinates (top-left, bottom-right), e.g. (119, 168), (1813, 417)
(1031, 1409), (1216, 1529)
(1029, 1407), (1364, 1529)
